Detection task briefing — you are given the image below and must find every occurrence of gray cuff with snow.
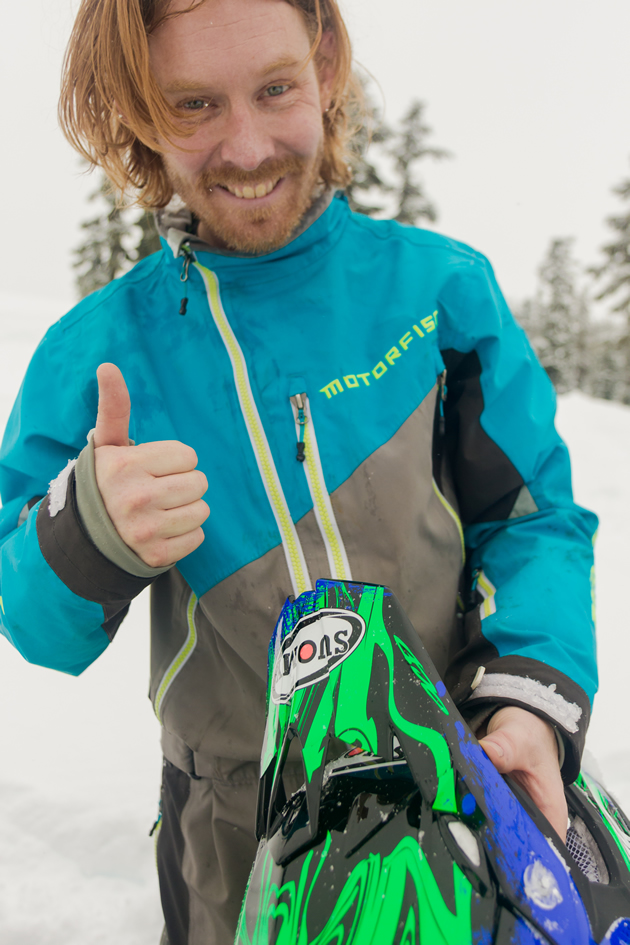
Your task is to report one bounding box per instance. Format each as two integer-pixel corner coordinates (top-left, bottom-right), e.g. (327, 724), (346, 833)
(458, 662), (587, 782)
(464, 671), (582, 735)
(74, 434), (171, 580)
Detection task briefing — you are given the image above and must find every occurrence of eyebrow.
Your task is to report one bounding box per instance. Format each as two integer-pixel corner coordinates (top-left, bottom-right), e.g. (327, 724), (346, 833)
(163, 80), (209, 93)
(260, 56), (301, 76)
(162, 57), (302, 94)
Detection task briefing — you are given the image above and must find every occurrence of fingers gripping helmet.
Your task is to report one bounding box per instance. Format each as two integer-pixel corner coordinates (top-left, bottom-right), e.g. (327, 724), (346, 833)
(236, 580), (630, 945)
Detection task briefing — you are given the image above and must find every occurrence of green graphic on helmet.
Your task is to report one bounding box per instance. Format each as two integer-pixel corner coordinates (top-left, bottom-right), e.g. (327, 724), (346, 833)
(261, 582), (457, 818)
(237, 834), (473, 945)
(574, 771), (630, 873)
(239, 580), (630, 945)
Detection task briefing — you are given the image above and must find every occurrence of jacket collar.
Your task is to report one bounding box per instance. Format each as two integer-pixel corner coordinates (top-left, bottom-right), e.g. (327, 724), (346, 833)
(158, 186), (334, 259)
(157, 188), (350, 284)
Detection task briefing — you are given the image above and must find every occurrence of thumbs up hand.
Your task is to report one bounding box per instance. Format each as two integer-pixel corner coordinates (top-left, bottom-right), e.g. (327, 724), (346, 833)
(93, 363), (209, 568)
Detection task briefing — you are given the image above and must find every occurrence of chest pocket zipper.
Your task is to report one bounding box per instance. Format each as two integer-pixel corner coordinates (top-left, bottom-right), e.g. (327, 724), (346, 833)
(290, 393), (353, 582)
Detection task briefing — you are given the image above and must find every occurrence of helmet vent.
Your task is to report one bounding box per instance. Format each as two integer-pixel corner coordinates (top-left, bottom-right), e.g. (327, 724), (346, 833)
(566, 815), (609, 884)
(448, 820), (481, 868)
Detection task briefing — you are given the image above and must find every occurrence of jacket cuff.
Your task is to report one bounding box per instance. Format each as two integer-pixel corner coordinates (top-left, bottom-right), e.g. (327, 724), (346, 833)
(36, 464), (155, 609)
(75, 435), (170, 580)
(462, 700), (566, 771)
(458, 656), (589, 783)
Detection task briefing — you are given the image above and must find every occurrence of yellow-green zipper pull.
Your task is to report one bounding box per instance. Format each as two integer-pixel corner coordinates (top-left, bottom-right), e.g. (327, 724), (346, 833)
(295, 393), (307, 462)
(289, 392), (353, 582)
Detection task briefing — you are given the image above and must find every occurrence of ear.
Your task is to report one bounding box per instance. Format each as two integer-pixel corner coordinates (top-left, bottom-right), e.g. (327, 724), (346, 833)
(316, 30), (337, 110)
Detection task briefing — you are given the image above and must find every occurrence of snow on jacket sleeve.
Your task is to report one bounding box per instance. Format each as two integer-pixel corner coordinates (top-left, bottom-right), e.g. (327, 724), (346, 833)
(0, 324), (153, 676)
(437, 251), (598, 782)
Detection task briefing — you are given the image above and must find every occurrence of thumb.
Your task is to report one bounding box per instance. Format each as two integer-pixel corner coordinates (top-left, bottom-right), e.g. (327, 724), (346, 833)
(94, 363), (131, 448)
(479, 732), (513, 773)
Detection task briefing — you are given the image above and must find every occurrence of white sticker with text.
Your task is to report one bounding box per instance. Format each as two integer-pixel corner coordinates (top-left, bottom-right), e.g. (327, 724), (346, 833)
(271, 609), (366, 704)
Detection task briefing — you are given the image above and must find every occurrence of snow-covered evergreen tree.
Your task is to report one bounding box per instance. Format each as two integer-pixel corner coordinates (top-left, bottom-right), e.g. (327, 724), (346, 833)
(516, 238), (589, 394)
(591, 162), (630, 400)
(391, 100), (450, 225)
(73, 174), (161, 299)
(345, 84), (394, 217)
(345, 85), (449, 224)
(582, 319), (625, 402)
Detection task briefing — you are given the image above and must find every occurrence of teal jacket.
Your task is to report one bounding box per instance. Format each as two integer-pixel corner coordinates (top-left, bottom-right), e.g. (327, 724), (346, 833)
(0, 194), (597, 780)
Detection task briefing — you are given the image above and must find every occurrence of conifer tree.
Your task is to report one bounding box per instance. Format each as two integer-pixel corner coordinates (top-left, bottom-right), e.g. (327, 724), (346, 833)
(73, 173), (161, 298)
(517, 238), (589, 394)
(135, 207), (162, 262)
(391, 100), (450, 225)
(73, 177), (133, 298)
(345, 83), (394, 217)
(583, 320), (625, 402)
(592, 165), (630, 317)
(591, 163), (630, 399)
(345, 86), (449, 224)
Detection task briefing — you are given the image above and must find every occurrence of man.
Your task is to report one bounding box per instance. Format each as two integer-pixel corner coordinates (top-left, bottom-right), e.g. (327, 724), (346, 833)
(0, 0), (597, 942)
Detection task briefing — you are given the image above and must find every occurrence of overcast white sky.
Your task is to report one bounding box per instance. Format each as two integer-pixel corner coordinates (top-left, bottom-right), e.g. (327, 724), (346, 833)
(1, 0), (629, 312)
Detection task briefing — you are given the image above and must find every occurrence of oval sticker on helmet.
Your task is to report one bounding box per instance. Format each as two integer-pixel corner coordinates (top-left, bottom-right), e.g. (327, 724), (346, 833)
(271, 609), (366, 705)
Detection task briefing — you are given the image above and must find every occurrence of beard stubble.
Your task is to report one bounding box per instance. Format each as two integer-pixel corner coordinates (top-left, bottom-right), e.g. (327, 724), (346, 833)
(165, 148), (324, 254)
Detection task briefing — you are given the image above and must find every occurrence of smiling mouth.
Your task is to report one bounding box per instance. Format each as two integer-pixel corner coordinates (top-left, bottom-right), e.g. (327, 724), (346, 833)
(215, 178), (281, 199)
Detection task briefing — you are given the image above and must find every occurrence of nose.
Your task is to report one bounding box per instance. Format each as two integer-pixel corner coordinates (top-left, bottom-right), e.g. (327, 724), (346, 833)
(217, 103), (276, 171)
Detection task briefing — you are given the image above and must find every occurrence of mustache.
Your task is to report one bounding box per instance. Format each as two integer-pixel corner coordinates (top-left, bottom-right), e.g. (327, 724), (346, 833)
(199, 156), (307, 189)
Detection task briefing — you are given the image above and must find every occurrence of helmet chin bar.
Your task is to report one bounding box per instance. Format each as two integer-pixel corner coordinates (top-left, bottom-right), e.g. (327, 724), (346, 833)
(239, 580), (630, 945)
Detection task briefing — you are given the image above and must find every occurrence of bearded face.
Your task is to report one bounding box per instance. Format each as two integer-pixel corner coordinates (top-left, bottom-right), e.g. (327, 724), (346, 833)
(163, 149), (324, 254)
(149, 0), (335, 254)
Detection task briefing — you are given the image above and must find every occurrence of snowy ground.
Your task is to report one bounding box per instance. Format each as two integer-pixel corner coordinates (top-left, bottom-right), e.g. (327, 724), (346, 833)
(0, 294), (629, 943)
(0, 296), (164, 945)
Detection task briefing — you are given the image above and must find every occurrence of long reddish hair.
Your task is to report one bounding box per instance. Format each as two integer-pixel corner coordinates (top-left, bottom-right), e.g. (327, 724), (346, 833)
(59, 0), (362, 207)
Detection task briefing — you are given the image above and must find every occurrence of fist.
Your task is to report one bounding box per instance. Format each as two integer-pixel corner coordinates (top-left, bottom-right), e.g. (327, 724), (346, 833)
(93, 363), (210, 568)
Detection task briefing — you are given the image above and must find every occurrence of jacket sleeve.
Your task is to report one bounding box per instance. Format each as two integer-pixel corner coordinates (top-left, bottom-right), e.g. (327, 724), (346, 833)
(436, 251), (598, 783)
(0, 325), (154, 676)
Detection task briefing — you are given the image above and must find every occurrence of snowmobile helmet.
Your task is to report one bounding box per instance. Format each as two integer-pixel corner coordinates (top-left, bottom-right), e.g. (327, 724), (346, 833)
(236, 580), (630, 945)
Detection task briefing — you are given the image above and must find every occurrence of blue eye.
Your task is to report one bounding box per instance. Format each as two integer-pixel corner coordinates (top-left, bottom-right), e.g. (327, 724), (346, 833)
(265, 85), (289, 98)
(181, 99), (208, 111)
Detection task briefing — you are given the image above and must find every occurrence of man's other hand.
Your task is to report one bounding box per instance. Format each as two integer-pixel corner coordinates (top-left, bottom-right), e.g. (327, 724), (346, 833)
(93, 363), (210, 568)
(479, 705), (568, 842)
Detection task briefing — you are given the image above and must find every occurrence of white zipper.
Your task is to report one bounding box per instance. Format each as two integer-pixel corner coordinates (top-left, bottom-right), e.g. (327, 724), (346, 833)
(291, 393), (353, 581)
(194, 263), (312, 598)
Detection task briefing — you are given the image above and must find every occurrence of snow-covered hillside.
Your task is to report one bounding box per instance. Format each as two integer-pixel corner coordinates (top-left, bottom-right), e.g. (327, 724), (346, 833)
(0, 295), (628, 944)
